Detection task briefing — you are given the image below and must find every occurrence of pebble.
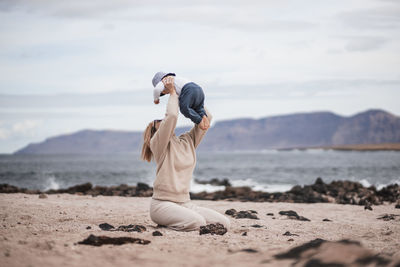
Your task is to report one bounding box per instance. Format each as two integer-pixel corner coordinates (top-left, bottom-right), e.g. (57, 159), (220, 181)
(39, 193), (48, 199)
(152, 231), (163, 236)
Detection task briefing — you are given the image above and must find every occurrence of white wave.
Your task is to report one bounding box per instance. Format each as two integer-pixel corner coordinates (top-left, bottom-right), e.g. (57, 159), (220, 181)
(190, 181), (225, 193)
(231, 178), (293, 192)
(190, 178), (294, 193)
(376, 179), (400, 190)
(43, 176), (61, 191)
(359, 179), (372, 188)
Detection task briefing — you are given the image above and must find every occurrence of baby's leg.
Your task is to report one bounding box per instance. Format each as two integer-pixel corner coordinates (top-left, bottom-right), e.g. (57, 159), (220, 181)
(192, 86), (208, 129)
(179, 87), (204, 125)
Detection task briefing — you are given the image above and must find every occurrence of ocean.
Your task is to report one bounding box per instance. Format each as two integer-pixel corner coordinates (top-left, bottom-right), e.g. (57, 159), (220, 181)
(1, 150), (399, 193)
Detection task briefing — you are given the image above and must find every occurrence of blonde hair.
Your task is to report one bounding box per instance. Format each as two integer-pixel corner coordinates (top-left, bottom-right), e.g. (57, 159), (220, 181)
(141, 121), (155, 162)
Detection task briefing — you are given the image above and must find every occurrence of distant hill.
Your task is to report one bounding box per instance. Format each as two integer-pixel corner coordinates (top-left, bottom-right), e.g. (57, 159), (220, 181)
(14, 109), (400, 154)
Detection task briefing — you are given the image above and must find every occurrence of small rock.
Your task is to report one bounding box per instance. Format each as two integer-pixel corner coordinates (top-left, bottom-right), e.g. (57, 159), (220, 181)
(283, 231), (299, 236)
(377, 214), (400, 221)
(279, 210), (310, 221)
(240, 248), (258, 253)
(116, 224), (146, 233)
(266, 213), (274, 216)
(242, 232), (247, 236)
(250, 224), (263, 228)
(322, 218), (332, 222)
(152, 231), (163, 236)
(383, 230), (393, 235)
(199, 223), (227, 235)
(78, 234), (150, 246)
(99, 223), (114, 231)
(39, 193), (48, 199)
(364, 204), (373, 211)
(288, 238), (294, 242)
(225, 209), (237, 216)
(395, 204), (400, 209)
(225, 209), (259, 219)
(86, 226), (91, 230)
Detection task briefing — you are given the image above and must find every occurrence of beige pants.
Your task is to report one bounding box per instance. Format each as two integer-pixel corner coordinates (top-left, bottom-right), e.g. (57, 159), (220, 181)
(150, 198), (231, 231)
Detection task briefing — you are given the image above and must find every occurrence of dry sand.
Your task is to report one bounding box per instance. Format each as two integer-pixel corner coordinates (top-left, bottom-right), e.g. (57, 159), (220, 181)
(1, 193), (399, 267)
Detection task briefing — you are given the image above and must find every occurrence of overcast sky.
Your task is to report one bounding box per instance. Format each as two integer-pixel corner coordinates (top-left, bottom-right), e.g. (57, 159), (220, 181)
(0, 0), (399, 153)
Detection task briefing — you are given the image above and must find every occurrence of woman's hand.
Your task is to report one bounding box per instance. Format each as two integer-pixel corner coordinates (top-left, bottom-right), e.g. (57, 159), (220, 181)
(162, 76), (176, 95)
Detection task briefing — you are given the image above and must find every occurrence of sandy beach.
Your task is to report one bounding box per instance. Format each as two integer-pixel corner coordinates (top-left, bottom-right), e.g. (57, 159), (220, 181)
(1, 193), (399, 267)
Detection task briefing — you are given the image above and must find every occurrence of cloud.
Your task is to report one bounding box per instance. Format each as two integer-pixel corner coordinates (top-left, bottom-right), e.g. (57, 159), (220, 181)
(0, 119), (42, 140)
(338, 5), (400, 31)
(344, 36), (387, 52)
(0, 0), (316, 32)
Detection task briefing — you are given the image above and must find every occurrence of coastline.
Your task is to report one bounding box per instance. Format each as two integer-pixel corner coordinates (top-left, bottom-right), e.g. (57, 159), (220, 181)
(287, 143), (400, 151)
(1, 193), (400, 266)
(2, 178), (399, 207)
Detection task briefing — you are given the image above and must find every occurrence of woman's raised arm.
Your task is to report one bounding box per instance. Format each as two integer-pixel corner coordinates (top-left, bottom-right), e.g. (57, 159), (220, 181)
(188, 107), (212, 149)
(150, 79), (179, 163)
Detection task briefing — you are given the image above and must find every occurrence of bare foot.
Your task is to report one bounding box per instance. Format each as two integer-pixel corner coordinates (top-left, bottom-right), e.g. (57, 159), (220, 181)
(199, 116), (208, 130)
(203, 116), (210, 129)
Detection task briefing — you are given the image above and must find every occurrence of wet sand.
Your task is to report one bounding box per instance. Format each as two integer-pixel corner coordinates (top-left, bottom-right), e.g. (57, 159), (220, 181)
(0, 193), (399, 267)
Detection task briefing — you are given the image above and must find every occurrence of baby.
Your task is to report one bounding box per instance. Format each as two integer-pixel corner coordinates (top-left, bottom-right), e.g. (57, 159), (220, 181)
(152, 71), (210, 130)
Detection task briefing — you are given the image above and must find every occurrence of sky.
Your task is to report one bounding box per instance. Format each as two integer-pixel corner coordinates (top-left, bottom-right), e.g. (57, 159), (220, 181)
(0, 0), (399, 153)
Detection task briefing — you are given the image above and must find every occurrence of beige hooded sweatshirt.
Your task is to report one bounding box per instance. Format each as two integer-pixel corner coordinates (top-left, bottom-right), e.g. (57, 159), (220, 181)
(150, 93), (212, 203)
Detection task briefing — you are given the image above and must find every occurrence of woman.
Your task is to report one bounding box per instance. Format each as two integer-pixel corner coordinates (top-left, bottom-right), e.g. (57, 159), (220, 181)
(141, 76), (230, 231)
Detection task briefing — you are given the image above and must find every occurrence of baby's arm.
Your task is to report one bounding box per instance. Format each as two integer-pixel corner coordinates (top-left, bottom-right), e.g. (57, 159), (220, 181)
(153, 83), (164, 104)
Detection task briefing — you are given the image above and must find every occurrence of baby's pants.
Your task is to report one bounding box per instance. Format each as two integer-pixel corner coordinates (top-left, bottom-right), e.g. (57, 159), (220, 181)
(179, 82), (206, 125)
(150, 198), (231, 231)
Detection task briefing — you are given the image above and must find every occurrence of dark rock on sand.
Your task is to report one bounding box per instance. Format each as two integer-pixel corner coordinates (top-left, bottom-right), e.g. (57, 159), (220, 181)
(135, 183), (153, 197)
(266, 213), (274, 216)
(250, 224), (263, 228)
(0, 184), (40, 194)
(279, 210), (310, 221)
(377, 214), (400, 221)
(274, 239), (397, 266)
(86, 226), (91, 230)
(240, 248), (258, 253)
(38, 193), (47, 199)
(191, 178), (400, 205)
(152, 231), (163, 236)
(395, 203), (400, 209)
(225, 209), (259, 219)
(199, 223), (227, 235)
(99, 223), (115, 231)
(99, 223), (146, 232)
(283, 231), (299, 236)
(78, 234), (150, 246)
(364, 203), (373, 210)
(322, 218), (332, 222)
(242, 232), (247, 236)
(115, 224), (146, 233)
(225, 209), (237, 216)
(47, 183), (93, 194)
(194, 178), (231, 187)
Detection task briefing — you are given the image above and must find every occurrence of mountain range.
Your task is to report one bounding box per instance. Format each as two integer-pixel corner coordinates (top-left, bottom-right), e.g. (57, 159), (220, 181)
(15, 109), (400, 154)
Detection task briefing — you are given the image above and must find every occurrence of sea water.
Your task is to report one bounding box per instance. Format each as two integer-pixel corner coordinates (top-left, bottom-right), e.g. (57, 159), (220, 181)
(0, 150), (399, 193)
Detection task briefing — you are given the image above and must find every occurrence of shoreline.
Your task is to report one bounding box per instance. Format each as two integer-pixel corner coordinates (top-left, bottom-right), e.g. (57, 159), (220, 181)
(1, 178), (399, 207)
(1, 193), (399, 266)
(285, 143), (400, 151)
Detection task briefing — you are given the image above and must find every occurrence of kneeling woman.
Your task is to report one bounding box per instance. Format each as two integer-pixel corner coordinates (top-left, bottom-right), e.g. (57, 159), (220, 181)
(141, 77), (230, 231)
